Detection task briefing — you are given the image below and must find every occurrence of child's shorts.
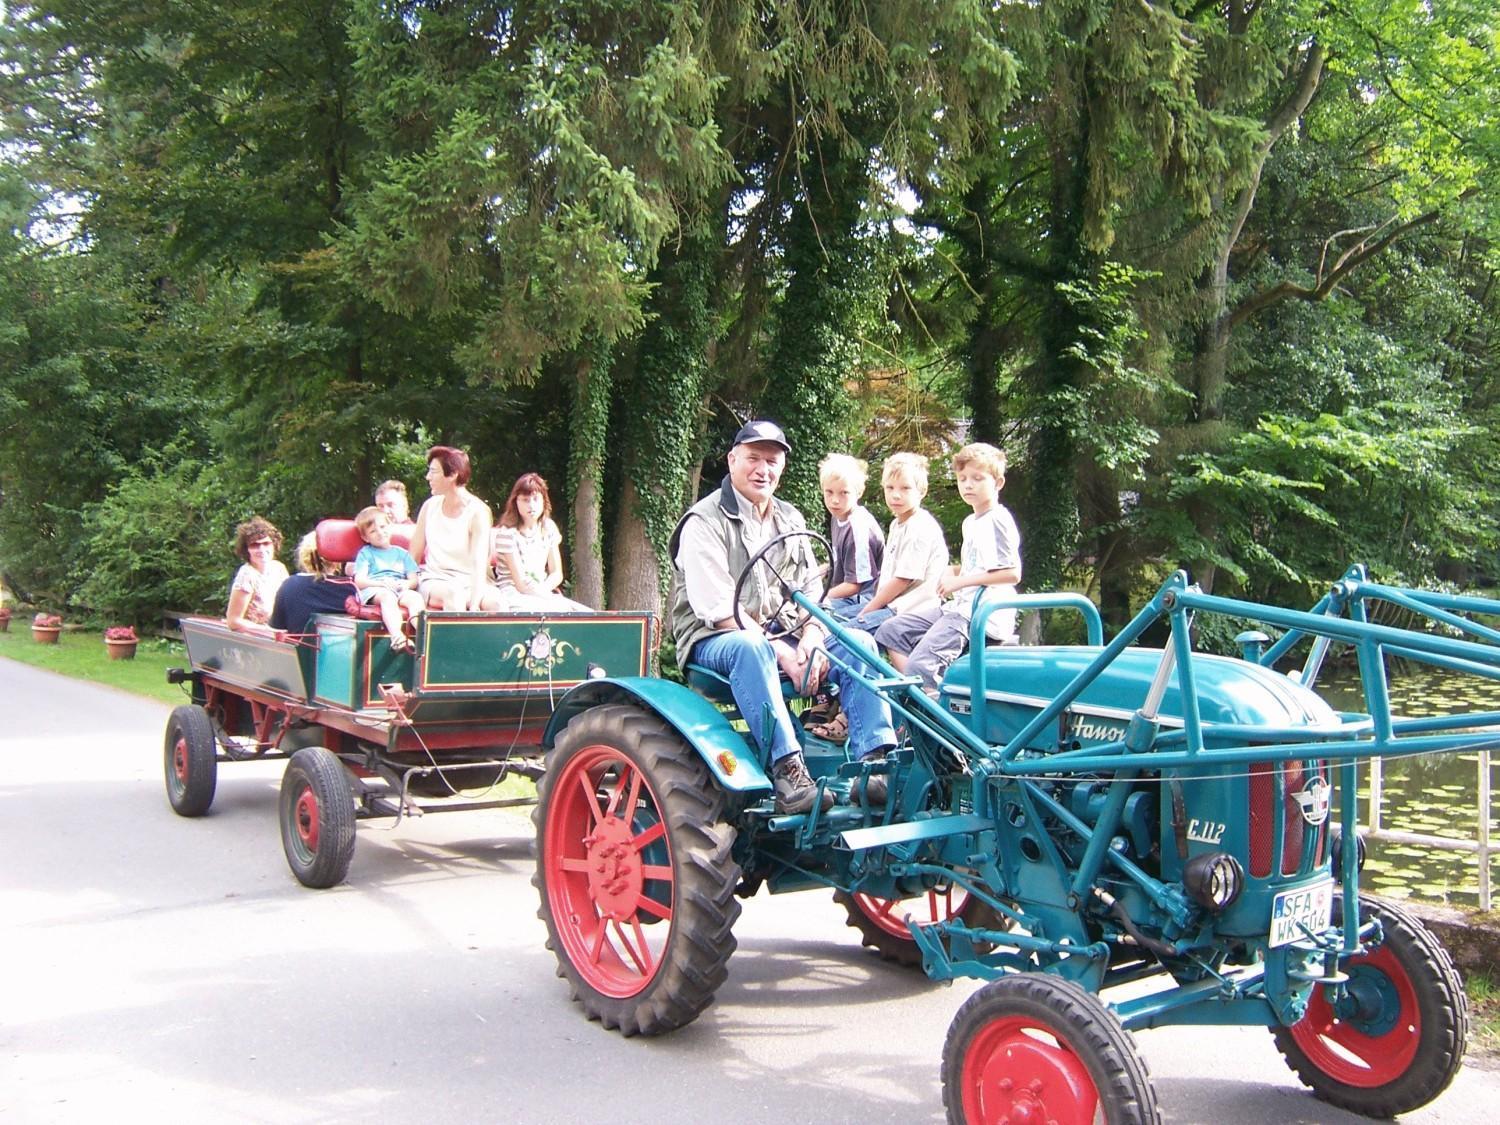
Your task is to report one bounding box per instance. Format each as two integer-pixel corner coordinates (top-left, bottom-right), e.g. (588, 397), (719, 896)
(358, 584), (400, 605)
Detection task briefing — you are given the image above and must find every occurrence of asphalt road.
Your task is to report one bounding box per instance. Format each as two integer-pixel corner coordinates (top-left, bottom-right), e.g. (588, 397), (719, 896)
(2, 658), (1495, 1124)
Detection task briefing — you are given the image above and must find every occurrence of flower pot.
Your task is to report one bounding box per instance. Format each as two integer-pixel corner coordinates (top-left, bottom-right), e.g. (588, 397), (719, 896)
(31, 625), (60, 645)
(105, 638), (138, 660)
(0, 616), (10, 633)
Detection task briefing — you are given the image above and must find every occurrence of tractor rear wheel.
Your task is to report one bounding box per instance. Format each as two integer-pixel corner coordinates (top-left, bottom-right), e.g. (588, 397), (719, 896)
(943, 974), (1161, 1125)
(534, 703), (741, 1036)
(835, 886), (1006, 969)
(164, 704), (218, 817)
(1272, 894), (1467, 1116)
(278, 747), (356, 889)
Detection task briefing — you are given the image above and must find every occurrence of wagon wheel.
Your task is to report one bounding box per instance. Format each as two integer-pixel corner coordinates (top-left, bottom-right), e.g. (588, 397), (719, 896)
(278, 747), (356, 889)
(834, 886), (1010, 969)
(1272, 894), (1467, 1117)
(533, 703), (741, 1036)
(942, 974), (1161, 1125)
(164, 704), (218, 817)
(732, 529), (832, 646)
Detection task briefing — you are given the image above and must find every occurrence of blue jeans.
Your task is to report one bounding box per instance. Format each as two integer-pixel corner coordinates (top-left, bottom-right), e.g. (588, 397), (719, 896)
(827, 589), (874, 619)
(689, 629), (896, 765)
(844, 605), (896, 634)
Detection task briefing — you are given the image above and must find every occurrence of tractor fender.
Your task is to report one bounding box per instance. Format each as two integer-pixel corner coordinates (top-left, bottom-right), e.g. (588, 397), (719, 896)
(543, 677), (772, 795)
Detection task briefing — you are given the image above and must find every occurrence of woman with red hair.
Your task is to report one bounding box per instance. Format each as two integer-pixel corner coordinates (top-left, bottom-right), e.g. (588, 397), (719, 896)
(408, 445), (505, 611)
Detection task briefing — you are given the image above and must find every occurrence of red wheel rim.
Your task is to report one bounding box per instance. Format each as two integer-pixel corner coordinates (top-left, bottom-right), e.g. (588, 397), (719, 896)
(544, 745), (674, 998)
(1288, 944), (1420, 1086)
(295, 787), (320, 852)
(962, 1014), (1100, 1124)
(855, 887), (970, 939)
(173, 737), (190, 784)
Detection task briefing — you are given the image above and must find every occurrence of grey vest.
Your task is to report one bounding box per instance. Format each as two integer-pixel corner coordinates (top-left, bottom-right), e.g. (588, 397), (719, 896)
(667, 475), (812, 662)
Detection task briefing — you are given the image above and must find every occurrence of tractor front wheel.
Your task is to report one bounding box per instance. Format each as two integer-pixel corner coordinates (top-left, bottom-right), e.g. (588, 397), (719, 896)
(942, 974), (1161, 1125)
(164, 704), (218, 817)
(534, 703), (741, 1036)
(278, 747), (356, 889)
(835, 886), (1006, 969)
(1272, 894), (1467, 1116)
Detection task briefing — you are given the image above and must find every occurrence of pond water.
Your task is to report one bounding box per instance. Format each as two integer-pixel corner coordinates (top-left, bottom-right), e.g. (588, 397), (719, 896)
(1315, 664), (1499, 910)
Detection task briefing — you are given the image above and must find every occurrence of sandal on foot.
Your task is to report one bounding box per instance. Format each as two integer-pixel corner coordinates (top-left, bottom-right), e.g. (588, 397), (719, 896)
(807, 711), (849, 741)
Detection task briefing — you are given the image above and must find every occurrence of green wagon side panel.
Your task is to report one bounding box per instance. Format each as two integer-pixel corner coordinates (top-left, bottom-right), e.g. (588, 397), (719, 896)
(417, 612), (654, 694)
(311, 616), (413, 709)
(181, 616), (314, 699)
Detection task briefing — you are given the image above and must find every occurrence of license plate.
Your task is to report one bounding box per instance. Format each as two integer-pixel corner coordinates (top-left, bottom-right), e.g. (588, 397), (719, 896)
(1269, 880), (1334, 948)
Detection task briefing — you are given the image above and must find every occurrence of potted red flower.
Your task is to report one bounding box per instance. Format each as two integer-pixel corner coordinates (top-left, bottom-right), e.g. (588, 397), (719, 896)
(0, 603), (12, 633)
(104, 625), (139, 660)
(32, 612), (63, 644)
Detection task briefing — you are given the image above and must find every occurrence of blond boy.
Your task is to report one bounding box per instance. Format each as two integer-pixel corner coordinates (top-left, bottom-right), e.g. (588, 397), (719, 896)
(353, 506), (424, 653)
(875, 443), (1021, 693)
(819, 453), (885, 618)
(850, 453), (949, 634)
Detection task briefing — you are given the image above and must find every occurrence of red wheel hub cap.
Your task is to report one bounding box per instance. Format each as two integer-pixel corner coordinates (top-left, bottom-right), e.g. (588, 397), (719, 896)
(963, 1016), (1098, 1124)
(295, 787), (320, 851)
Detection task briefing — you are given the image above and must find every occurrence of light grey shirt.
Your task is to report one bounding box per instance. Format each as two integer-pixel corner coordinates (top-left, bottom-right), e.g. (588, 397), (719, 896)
(676, 485), (819, 630)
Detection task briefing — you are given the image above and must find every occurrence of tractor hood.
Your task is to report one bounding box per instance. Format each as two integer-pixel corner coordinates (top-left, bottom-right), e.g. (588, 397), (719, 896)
(941, 646), (1342, 737)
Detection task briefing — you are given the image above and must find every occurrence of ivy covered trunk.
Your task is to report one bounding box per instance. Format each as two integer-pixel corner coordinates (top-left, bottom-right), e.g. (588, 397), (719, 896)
(761, 149), (866, 516)
(569, 349), (612, 608)
(607, 216), (720, 613)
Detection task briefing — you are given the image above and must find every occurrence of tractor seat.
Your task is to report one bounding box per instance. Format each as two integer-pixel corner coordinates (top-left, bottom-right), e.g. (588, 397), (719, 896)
(684, 663), (800, 705)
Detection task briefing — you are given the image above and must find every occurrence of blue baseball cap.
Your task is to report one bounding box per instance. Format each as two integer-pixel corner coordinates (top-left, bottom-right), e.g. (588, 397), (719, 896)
(732, 419), (791, 453)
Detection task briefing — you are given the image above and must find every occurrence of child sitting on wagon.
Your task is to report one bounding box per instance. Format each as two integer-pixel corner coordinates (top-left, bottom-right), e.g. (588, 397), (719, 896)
(353, 506), (424, 651)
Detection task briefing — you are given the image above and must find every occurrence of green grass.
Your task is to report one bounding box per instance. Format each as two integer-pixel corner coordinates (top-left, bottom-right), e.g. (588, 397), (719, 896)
(0, 624), (190, 705)
(1470, 970), (1500, 1062)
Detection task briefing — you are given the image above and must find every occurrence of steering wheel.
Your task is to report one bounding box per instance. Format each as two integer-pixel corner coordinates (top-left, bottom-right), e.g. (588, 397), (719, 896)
(732, 529), (833, 640)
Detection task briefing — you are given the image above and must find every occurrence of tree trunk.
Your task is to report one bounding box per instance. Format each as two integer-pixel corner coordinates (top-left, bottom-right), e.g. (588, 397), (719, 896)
(608, 477), (665, 615)
(607, 214), (721, 610)
(762, 146), (866, 514)
(568, 350), (610, 608)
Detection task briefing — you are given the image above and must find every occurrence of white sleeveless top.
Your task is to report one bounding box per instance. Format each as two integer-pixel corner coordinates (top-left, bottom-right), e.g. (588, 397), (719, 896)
(422, 496), (480, 582)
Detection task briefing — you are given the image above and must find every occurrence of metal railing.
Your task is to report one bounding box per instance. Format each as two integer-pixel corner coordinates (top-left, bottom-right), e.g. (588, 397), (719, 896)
(1367, 749), (1494, 911)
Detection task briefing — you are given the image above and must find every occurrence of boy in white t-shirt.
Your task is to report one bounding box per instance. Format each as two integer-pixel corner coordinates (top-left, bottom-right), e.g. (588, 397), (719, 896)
(875, 443), (1021, 694)
(850, 452), (948, 635)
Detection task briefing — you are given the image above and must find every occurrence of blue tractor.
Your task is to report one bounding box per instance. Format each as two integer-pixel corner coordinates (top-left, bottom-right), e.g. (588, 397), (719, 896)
(533, 539), (1487, 1123)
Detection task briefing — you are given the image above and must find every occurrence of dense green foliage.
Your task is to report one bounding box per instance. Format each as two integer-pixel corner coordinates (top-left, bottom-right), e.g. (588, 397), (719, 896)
(1, 2), (1496, 634)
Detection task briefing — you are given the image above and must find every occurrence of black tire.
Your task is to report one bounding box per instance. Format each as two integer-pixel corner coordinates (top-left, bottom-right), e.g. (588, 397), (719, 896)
(943, 974), (1161, 1125)
(164, 704), (218, 817)
(1272, 894), (1468, 1117)
(533, 703), (741, 1036)
(835, 886), (1009, 969)
(279, 747), (356, 889)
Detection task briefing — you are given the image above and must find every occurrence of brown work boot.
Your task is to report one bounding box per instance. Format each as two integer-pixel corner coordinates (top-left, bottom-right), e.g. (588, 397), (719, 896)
(772, 752), (834, 814)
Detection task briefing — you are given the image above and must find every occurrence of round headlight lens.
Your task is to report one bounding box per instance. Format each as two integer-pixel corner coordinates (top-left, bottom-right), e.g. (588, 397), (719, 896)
(1183, 851), (1245, 911)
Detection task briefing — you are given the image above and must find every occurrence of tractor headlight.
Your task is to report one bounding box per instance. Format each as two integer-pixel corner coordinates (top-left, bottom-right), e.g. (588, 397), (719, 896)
(1183, 852), (1244, 912)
